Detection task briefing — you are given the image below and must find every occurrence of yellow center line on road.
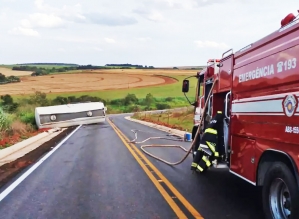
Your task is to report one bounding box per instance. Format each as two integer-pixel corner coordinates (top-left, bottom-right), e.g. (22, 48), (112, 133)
(108, 118), (204, 219)
(107, 119), (188, 218)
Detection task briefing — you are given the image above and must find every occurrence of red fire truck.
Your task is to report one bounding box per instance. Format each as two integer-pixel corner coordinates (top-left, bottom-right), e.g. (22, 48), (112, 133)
(182, 12), (299, 219)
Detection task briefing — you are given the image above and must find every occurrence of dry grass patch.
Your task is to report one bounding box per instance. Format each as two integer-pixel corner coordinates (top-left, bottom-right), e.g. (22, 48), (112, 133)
(0, 67), (33, 77)
(10, 120), (33, 135)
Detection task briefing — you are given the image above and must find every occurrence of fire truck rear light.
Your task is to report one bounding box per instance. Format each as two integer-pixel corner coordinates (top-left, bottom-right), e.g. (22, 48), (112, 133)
(281, 13), (296, 26)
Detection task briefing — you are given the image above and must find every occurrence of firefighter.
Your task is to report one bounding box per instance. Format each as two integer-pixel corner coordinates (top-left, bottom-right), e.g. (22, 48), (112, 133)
(191, 110), (225, 173)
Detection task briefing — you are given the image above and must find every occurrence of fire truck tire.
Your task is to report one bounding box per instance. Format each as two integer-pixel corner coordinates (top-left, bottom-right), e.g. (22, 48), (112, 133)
(262, 161), (299, 219)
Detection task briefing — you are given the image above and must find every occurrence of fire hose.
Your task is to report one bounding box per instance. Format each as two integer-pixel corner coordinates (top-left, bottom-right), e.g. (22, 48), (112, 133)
(129, 78), (218, 166)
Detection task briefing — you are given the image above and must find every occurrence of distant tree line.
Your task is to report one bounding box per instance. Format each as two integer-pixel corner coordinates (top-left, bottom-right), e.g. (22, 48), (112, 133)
(105, 64), (155, 69)
(0, 73), (20, 85)
(11, 63), (156, 77)
(76, 64), (154, 69)
(15, 63), (79, 66)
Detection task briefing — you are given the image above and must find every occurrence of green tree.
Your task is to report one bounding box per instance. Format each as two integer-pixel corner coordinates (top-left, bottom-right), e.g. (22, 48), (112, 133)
(29, 91), (50, 106)
(0, 94), (19, 113)
(1, 94), (13, 105)
(0, 73), (6, 82)
(145, 93), (154, 107)
(124, 94), (138, 105)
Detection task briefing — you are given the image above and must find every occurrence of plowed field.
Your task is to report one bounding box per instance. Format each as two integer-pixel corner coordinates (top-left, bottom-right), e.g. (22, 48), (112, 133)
(0, 72), (178, 95)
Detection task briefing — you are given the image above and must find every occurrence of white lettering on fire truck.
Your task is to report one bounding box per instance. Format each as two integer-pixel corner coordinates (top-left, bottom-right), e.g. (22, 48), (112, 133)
(277, 58), (297, 73)
(239, 58), (297, 83)
(285, 126), (299, 134)
(239, 65), (274, 83)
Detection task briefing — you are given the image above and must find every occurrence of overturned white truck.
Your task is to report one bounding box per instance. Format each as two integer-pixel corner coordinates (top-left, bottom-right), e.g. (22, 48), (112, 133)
(35, 102), (107, 129)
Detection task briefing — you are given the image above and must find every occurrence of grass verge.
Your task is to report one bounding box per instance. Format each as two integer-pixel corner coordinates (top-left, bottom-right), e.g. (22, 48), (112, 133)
(132, 108), (194, 132)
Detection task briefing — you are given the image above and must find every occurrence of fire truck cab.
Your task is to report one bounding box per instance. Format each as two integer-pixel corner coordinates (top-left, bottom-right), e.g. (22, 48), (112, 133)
(182, 11), (299, 219)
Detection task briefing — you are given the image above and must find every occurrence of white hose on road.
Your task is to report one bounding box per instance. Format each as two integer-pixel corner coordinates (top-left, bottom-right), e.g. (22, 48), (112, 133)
(128, 78), (218, 166)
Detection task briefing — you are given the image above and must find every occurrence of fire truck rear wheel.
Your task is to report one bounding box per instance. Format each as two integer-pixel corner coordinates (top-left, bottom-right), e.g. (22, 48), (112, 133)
(262, 161), (299, 219)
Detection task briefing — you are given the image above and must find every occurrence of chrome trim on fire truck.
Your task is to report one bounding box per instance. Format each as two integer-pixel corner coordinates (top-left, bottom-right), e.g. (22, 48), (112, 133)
(232, 99), (284, 113)
(233, 113), (285, 116)
(225, 91), (231, 119)
(229, 170), (256, 186)
(232, 92), (299, 103)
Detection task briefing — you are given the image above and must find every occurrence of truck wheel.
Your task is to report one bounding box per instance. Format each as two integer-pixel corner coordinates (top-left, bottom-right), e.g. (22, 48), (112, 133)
(262, 161), (299, 219)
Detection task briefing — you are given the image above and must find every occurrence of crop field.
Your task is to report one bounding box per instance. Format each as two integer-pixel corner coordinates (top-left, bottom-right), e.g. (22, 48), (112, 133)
(0, 72), (177, 95)
(85, 69), (199, 76)
(0, 67), (33, 77)
(2, 69), (199, 100)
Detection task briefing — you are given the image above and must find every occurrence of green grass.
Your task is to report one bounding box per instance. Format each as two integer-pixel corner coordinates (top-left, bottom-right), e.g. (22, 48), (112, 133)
(132, 108), (194, 132)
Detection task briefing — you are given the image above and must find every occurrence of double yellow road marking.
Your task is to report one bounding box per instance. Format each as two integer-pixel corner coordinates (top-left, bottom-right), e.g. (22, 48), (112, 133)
(108, 118), (203, 219)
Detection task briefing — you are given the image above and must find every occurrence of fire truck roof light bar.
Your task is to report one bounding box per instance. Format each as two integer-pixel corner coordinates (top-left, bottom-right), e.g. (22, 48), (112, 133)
(235, 12), (299, 55)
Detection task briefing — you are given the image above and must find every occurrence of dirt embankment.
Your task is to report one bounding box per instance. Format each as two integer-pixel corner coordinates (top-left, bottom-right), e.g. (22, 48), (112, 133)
(0, 126), (76, 189)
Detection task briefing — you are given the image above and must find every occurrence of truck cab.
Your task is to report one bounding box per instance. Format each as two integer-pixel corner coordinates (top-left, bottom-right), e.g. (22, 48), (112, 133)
(182, 58), (231, 164)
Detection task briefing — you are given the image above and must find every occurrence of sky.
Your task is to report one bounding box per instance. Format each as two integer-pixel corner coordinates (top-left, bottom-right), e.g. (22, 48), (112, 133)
(0, 0), (298, 67)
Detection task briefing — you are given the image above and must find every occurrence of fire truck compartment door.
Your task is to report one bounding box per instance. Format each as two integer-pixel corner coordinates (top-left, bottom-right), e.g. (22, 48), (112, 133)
(230, 136), (256, 184)
(219, 55), (233, 92)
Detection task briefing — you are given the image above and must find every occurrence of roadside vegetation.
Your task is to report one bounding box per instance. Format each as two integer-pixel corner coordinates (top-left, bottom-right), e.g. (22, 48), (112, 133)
(0, 92), (53, 149)
(132, 108), (194, 132)
(0, 90), (194, 148)
(0, 73), (20, 85)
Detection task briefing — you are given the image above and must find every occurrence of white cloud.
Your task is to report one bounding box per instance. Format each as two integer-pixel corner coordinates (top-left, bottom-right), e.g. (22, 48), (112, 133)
(136, 37), (152, 42)
(85, 13), (138, 26)
(57, 48), (66, 52)
(94, 47), (103, 51)
(105, 38), (116, 44)
(33, 0), (134, 26)
(194, 41), (230, 49)
(133, 8), (165, 22)
(194, 0), (233, 7)
(21, 13), (66, 29)
(134, 0), (195, 11)
(8, 27), (40, 37)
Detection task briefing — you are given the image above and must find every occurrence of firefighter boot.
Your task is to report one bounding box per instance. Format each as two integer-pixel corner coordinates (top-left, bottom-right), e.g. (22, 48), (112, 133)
(190, 148), (204, 171)
(196, 155), (212, 173)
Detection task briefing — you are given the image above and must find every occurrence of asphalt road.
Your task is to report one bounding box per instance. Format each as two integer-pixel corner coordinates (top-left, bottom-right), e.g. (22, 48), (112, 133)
(0, 114), (265, 219)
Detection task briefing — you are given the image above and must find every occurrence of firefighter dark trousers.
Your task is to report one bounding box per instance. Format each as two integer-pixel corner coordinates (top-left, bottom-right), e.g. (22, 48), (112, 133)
(191, 128), (220, 172)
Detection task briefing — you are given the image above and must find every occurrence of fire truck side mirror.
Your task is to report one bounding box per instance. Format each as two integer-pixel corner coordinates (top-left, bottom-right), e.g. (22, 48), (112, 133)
(182, 80), (189, 93)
